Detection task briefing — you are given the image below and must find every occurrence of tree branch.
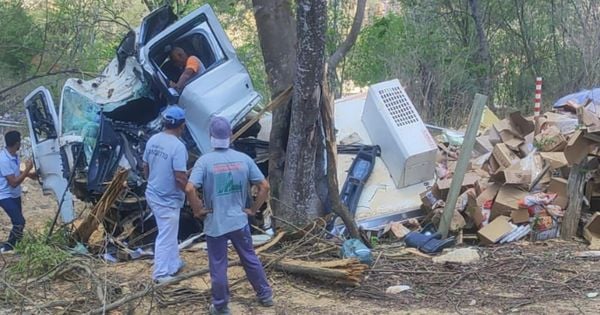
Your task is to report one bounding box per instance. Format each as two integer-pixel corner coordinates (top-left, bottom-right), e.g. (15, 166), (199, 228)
(327, 0), (366, 70)
(0, 69), (94, 97)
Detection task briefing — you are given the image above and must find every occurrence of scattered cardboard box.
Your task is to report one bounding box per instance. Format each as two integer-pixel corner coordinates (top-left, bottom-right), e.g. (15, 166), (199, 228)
(511, 209), (530, 224)
(535, 125), (567, 152)
(509, 111), (535, 137)
(519, 132), (535, 156)
(488, 125), (502, 145)
(540, 152), (568, 169)
(543, 112), (579, 135)
(492, 143), (520, 169)
(475, 135), (494, 155)
(547, 177), (568, 209)
(583, 212), (600, 250)
(476, 182), (501, 207)
(491, 185), (528, 219)
(466, 192), (485, 228)
(564, 130), (592, 165)
(478, 216), (513, 245)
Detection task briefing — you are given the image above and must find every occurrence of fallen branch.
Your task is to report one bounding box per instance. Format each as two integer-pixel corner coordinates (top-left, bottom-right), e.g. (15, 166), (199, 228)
(74, 169), (128, 244)
(272, 258), (368, 287)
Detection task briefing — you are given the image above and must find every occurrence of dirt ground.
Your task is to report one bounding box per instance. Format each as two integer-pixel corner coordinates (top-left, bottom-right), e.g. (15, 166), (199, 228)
(1, 180), (599, 314)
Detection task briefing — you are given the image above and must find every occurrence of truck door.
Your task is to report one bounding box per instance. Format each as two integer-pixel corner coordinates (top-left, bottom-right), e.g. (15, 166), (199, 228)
(23, 87), (75, 223)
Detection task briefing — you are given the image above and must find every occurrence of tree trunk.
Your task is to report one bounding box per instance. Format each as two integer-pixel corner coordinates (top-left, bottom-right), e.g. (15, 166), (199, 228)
(279, 0), (328, 224)
(327, 0), (367, 98)
(252, 0), (297, 216)
(320, 75), (363, 241)
(560, 162), (587, 240)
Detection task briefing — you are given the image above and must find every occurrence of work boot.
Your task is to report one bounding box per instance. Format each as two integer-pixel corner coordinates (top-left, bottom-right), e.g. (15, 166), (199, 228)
(209, 304), (231, 315)
(258, 296), (274, 307)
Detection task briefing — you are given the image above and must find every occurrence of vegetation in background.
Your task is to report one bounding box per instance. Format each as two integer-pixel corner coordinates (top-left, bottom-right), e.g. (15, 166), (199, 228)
(1, 0), (600, 129)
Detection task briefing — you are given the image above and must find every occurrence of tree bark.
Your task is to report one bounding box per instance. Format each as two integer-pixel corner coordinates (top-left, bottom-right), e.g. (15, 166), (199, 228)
(560, 162), (587, 240)
(279, 0), (328, 224)
(252, 0), (297, 217)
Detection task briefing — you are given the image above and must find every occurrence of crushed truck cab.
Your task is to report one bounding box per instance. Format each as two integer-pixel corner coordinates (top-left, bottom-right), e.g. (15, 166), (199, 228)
(23, 5), (261, 240)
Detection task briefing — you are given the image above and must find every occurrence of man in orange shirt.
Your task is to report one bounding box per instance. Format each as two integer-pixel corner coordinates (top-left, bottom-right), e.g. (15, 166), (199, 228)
(169, 46), (205, 92)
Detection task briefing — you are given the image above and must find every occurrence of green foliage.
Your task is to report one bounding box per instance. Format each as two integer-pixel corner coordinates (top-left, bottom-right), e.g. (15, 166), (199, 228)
(0, 1), (42, 74)
(347, 0), (600, 127)
(9, 224), (71, 278)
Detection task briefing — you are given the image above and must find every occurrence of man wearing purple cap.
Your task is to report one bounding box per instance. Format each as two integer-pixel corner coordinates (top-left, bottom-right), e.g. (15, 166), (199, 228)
(185, 116), (273, 315)
(143, 105), (188, 283)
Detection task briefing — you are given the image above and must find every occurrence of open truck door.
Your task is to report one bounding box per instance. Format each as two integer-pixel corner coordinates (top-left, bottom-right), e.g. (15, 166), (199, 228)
(138, 4), (261, 154)
(24, 87), (75, 223)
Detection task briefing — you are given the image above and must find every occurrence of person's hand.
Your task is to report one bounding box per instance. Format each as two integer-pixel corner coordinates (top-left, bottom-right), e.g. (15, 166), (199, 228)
(244, 208), (257, 216)
(192, 207), (210, 219)
(169, 81), (177, 88)
(24, 160), (34, 171)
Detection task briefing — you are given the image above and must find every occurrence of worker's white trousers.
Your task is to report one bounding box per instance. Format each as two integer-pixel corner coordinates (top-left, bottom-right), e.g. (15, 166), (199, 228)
(148, 201), (182, 280)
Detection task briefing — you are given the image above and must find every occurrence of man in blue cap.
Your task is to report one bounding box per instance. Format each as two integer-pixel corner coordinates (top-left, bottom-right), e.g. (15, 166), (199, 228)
(143, 105), (188, 283)
(185, 116), (273, 315)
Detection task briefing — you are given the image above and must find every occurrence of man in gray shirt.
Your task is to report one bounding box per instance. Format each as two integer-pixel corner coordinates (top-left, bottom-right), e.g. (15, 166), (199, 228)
(186, 116), (272, 315)
(143, 105), (188, 283)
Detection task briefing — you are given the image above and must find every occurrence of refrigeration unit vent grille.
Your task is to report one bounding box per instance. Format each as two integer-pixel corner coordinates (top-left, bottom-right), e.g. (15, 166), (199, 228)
(378, 86), (419, 127)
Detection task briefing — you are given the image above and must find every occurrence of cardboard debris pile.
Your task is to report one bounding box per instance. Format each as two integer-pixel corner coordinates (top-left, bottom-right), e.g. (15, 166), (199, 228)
(421, 104), (600, 247)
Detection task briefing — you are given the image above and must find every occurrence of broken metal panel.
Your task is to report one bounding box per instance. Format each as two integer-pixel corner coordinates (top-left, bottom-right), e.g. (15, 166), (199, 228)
(61, 57), (150, 116)
(60, 57), (153, 163)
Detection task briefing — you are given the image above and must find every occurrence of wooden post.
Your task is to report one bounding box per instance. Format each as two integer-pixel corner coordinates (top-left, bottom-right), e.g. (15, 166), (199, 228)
(560, 161), (587, 239)
(438, 94), (487, 238)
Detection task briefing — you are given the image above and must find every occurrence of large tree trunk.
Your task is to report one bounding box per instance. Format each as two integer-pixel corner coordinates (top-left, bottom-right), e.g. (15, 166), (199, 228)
(252, 0), (297, 216)
(279, 0), (328, 224)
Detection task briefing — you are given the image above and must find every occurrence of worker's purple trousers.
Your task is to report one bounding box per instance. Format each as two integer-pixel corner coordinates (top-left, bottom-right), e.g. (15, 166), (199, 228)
(206, 225), (272, 310)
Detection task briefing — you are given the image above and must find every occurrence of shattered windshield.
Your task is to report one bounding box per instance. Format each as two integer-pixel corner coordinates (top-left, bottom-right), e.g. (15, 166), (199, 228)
(61, 86), (101, 163)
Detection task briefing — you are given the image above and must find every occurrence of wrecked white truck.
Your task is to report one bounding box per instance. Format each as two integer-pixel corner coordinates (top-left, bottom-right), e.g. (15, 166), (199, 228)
(23, 5), (263, 246)
(23, 5), (440, 255)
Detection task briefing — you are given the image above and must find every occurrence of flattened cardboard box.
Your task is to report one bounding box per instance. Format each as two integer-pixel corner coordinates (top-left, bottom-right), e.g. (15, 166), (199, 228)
(478, 216), (513, 245)
(547, 177), (568, 209)
(491, 185), (528, 219)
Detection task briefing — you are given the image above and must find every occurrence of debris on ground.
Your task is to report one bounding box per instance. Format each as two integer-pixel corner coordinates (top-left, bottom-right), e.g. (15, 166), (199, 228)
(432, 247), (480, 264)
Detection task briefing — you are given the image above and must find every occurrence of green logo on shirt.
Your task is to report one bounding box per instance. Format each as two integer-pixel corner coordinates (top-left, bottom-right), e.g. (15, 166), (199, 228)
(215, 172), (242, 195)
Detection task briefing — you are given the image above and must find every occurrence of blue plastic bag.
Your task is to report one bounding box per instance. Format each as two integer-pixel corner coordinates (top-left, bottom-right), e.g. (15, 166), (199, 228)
(341, 238), (372, 265)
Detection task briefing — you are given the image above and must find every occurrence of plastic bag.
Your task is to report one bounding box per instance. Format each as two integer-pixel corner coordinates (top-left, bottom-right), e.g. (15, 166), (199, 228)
(341, 239), (372, 265)
(519, 192), (557, 215)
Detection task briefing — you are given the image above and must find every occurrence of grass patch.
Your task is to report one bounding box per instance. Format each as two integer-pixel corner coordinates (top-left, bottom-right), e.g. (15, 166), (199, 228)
(8, 222), (72, 278)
